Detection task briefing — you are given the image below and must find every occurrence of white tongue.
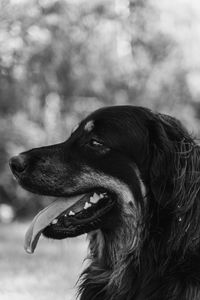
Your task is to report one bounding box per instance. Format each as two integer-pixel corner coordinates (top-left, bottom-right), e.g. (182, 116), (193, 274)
(24, 195), (85, 254)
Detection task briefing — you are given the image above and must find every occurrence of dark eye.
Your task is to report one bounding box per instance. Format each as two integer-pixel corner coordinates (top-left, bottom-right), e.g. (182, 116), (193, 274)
(86, 138), (110, 154)
(89, 139), (104, 148)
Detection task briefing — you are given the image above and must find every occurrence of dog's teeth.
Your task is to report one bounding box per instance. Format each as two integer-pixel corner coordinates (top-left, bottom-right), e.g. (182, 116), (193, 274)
(69, 211), (75, 216)
(84, 202), (92, 209)
(52, 219), (58, 224)
(90, 193), (100, 204)
(99, 193), (104, 199)
(90, 196), (96, 203)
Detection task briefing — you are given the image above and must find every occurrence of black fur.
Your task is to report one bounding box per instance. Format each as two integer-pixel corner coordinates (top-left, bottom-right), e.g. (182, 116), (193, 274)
(10, 106), (200, 299)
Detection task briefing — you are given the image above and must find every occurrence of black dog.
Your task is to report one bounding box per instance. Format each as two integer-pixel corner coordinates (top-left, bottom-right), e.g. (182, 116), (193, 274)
(10, 106), (200, 300)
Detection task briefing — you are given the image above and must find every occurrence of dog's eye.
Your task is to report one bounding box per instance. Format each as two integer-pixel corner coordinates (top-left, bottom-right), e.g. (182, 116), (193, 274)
(87, 139), (110, 154)
(89, 139), (104, 148)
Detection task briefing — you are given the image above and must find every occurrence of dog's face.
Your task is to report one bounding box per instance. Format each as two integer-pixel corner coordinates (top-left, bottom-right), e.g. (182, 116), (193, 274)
(10, 105), (189, 253)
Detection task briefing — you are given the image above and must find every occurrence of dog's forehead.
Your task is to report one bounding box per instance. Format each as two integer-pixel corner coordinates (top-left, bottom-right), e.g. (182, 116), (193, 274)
(80, 106), (151, 138)
(84, 120), (94, 132)
(82, 113), (124, 137)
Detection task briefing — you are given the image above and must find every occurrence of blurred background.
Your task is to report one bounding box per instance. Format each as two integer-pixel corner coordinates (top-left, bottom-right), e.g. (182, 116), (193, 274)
(1, 0), (200, 299)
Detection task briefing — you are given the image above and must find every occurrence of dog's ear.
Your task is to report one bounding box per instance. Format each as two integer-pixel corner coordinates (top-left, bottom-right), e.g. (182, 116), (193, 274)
(148, 113), (194, 208)
(148, 113), (200, 251)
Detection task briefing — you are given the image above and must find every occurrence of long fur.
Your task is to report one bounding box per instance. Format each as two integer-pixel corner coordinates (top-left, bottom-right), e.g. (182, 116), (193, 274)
(79, 110), (200, 300)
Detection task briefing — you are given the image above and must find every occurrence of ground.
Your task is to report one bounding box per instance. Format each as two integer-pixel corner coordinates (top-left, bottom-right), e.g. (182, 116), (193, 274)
(0, 222), (87, 300)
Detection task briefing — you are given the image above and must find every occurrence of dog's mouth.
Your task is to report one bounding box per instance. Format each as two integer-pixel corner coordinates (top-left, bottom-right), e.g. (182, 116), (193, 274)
(24, 189), (115, 254)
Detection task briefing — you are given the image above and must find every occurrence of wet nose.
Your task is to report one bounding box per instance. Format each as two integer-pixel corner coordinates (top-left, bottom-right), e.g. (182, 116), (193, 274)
(9, 154), (27, 174)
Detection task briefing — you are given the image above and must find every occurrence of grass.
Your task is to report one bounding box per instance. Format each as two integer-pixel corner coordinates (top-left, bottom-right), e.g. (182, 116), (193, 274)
(0, 222), (88, 300)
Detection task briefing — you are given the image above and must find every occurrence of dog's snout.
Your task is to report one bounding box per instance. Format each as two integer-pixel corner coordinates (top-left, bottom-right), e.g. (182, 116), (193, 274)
(9, 154), (27, 174)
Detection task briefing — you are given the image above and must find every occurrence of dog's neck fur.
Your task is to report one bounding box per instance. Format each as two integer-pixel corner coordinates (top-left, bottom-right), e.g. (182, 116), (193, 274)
(79, 213), (142, 300)
(79, 182), (200, 300)
(79, 217), (200, 300)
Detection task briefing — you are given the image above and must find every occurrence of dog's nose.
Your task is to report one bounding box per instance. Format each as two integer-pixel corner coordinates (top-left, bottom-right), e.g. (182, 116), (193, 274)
(9, 155), (27, 174)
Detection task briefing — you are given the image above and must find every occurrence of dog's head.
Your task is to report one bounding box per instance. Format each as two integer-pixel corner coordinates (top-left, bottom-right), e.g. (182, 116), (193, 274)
(9, 105), (197, 255)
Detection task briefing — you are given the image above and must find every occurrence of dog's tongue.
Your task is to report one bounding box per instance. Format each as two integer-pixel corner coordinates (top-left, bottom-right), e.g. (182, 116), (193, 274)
(24, 195), (85, 254)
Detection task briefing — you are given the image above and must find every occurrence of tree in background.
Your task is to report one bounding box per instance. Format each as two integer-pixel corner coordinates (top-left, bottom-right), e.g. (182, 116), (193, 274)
(0, 0), (199, 218)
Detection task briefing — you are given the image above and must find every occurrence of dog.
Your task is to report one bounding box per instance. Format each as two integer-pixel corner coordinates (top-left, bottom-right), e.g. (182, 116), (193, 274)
(9, 105), (200, 300)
